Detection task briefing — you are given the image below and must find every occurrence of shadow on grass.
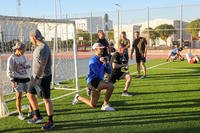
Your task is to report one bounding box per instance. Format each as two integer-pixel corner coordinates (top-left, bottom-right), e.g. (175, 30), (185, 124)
(48, 110), (200, 132)
(146, 73), (200, 81)
(3, 110), (200, 133)
(2, 98), (200, 132)
(133, 88), (200, 95)
(116, 98), (200, 111)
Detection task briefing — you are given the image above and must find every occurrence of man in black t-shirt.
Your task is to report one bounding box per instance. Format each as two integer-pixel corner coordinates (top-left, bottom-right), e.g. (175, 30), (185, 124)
(130, 31), (147, 79)
(109, 44), (132, 96)
(97, 30), (110, 61)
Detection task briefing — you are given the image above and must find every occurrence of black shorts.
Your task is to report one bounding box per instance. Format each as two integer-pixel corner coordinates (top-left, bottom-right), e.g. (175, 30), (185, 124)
(109, 71), (124, 83)
(124, 53), (129, 62)
(13, 78), (30, 83)
(87, 77), (101, 90)
(28, 75), (52, 99)
(136, 56), (146, 63)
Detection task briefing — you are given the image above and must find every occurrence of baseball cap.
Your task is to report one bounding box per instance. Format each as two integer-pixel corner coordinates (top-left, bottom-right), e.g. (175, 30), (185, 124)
(92, 43), (105, 49)
(12, 42), (25, 50)
(29, 29), (44, 41)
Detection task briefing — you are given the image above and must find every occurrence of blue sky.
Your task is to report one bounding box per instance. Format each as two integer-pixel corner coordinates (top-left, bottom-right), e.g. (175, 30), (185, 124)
(0, 0), (199, 23)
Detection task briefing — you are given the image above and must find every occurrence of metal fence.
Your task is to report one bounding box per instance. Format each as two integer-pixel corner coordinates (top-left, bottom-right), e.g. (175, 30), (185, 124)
(53, 4), (200, 48)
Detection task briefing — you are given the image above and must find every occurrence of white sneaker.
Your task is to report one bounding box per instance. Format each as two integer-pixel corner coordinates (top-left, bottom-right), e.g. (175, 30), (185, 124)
(121, 92), (133, 97)
(101, 104), (115, 111)
(140, 75), (146, 79)
(18, 113), (26, 120)
(72, 93), (79, 105)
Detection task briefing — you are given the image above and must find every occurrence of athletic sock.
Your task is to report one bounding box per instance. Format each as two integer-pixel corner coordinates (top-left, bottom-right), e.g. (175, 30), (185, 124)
(35, 109), (41, 118)
(123, 90), (128, 93)
(48, 115), (53, 123)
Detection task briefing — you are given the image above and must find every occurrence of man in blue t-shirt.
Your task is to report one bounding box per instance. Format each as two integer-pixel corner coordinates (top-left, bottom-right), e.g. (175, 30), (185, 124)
(72, 43), (115, 111)
(166, 47), (184, 61)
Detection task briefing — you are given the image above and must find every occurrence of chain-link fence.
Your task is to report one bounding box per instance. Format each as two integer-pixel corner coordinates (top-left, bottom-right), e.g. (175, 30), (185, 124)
(57, 4), (200, 49)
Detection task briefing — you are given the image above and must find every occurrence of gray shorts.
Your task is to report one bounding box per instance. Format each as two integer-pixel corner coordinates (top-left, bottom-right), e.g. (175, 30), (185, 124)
(14, 82), (30, 93)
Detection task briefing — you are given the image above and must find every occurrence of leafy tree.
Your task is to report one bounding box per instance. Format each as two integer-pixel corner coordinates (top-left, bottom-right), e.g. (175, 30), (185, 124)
(107, 29), (114, 40)
(186, 19), (200, 38)
(92, 33), (98, 44)
(76, 29), (90, 44)
(143, 27), (159, 46)
(155, 24), (175, 45)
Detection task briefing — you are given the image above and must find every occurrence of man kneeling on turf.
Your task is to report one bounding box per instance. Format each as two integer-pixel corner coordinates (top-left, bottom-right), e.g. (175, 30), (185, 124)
(72, 43), (115, 111)
(109, 44), (132, 96)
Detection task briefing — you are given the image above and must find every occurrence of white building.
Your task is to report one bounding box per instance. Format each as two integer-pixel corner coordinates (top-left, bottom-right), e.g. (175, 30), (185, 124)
(37, 16), (113, 41)
(70, 16), (113, 33)
(113, 19), (191, 47)
(37, 22), (74, 41)
(0, 16), (113, 42)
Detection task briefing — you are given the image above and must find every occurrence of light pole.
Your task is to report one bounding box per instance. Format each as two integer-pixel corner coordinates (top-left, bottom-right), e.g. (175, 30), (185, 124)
(115, 4), (120, 42)
(180, 3), (183, 47)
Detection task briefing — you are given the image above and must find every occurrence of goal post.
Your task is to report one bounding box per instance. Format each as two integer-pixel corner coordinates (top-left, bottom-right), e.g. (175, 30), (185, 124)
(0, 53), (9, 117)
(0, 15), (79, 117)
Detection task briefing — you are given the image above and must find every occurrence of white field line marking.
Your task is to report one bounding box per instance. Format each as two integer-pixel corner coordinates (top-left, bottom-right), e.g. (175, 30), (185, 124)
(152, 67), (198, 71)
(8, 88), (87, 115)
(131, 61), (170, 75)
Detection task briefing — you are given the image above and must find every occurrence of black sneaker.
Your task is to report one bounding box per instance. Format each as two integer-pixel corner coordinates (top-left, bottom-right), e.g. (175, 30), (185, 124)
(27, 116), (43, 124)
(41, 121), (55, 131)
(27, 111), (34, 118)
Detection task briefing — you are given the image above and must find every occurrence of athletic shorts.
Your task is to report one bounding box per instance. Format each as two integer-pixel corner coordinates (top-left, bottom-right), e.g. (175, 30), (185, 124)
(190, 58), (197, 64)
(87, 77), (101, 90)
(124, 53), (129, 62)
(109, 71), (124, 83)
(28, 75), (52, 99)
(136, 56), (146, 63)
(171, 55), (177, 59)
(14, 82), (30, 93)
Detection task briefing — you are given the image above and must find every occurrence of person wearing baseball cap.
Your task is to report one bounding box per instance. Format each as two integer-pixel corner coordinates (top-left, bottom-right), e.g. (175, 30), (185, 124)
(92, 42), (105, 50)
(72, 42), (115, 111)
(27, 29), (54, 131)
(12, 42), (26, 51)
(29, 29), (44, 41)
(7, 41), (32, 120)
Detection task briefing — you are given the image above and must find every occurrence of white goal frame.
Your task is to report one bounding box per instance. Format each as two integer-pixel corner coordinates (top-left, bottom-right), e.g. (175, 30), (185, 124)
(0, 15), (79, 117)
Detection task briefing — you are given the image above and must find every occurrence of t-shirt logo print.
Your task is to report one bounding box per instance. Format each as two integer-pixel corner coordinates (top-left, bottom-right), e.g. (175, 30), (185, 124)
(121, 55), (127, 64)
(16, 63), (26, 75)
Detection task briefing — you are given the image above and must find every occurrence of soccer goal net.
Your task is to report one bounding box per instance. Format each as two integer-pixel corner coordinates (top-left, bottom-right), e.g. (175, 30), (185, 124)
(0, 15), (79, 117)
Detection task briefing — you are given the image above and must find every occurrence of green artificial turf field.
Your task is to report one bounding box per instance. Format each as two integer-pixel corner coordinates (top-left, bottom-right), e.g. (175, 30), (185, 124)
(1, 59), (200, 133)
